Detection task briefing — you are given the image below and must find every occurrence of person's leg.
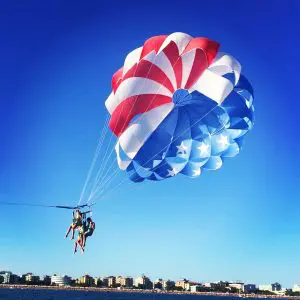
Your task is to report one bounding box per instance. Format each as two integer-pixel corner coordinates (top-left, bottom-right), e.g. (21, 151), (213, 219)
(82, 233), (86, 248)
(74, 241), (78, 254)
(83, 231), (92, 247)
(78, 236), (85, 254)
(65, 225), (72, 239)
(71, 225), (77, 240)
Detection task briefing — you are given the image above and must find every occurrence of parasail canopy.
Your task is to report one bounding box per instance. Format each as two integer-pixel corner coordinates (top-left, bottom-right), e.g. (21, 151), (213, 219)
(104, 32), (254, 182)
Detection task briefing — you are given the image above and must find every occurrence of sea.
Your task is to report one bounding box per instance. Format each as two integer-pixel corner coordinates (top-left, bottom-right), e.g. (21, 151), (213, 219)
(0, 289), (289, 300)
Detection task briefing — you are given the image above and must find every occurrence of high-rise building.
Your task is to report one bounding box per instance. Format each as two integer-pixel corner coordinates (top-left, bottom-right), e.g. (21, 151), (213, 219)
(116, 276), (133, 288)
(0, 271), (12, 284)
(102, 276), (116, 287)
(0, 271), (19, 284)
(134, 275), (153, 290)
(51, 275), (72, 286)
(78, 275), (94, 286)
(175, 279), (190, 291)
(115, 276), (122, 286)
(229, 282), (244, 292)
(25, 273), (40, 284)
(94, 277), (102, 287)
(102, 277), (108, 287)
(259, 283), (282, 292)
(107, 276), (116, 287)
(39, 275), (51, 285)
(244, 284), (257, 293)
(190, 285), (203, 292)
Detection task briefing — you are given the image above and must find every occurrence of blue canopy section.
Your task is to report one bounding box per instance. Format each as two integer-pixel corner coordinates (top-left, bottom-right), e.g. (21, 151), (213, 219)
(123, 75), (254, 182)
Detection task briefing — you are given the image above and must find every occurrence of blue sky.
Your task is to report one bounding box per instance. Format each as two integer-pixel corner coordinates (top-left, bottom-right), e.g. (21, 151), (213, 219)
(0, 0), (299, 288)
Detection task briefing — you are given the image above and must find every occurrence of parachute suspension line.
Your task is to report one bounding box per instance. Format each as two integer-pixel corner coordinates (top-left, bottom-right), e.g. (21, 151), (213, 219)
(78, 112), (110, 206)
(91, 103), (228, 202)
(91, 49), (179, 197)
(88, 165), (125, 201)
(93, 177), (143, 203)
(87, 75), (138, 200)
(89, 174), (124, 203)
(90, 52), (186, 199)
(89, 51), (164, 199)
(81, 112), (112, 202)
(78, 113), (110, 206)
(93, 60), (157, 190)
(81, 113), (112, 206)
(90, 155), (118, 197)
(97, 178), (151, 203)
(86, 131), (118, 202)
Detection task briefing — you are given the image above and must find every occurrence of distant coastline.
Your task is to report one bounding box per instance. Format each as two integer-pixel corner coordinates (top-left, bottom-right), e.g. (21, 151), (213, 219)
(0, 284), (299, 299)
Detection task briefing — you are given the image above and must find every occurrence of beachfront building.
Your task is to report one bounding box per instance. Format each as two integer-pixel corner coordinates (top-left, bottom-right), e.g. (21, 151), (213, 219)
(190, 285), (203, 293)
(25, 273), (40, 284)
(102, 277), (108, 287)
(0, 271), (19, 284)
(78, 275), (94, 286)
(102, 276), (116, 287)
(202, 281), (229, 291)
(228, 282), (244, 292)
(116, 276), (133, 288)
(258, 282), (282, 292)
(293, 284), (300, 292)
(244, 284), (257, 293)
(134, 275), (153, 290)
(202, 282), (212, 288)
(154, 279), (175, 290)
(39, 275), (51, 285)
(0, 271), (12, 284)
(94, 277), (102, 287)
(189, 282), (202, 291)
(175, 279), (190, 291)
(51, 275), (72, 286)
(116, 276), (123, 286)
(154, 278), (175, 291)
(107, 276), (116, 287)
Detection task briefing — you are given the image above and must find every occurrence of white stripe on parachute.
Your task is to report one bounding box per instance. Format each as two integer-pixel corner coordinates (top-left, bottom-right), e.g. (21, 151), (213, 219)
(116, 102), (174, 169)
(105, 77), (173, 115)
(143, 50), (177, 91)
(189, 52), (241, 104)
(208, 52), (241, 85)
(181, 49), (196, 88)
(122, 47), (143, 76)
(158, 32), (193, 55)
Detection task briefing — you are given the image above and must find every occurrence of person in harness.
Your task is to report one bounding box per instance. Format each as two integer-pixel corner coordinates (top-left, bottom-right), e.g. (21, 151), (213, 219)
(82, 217), (96, 248)
(73, 213), (95, 254)
(74, 218), (87, 254)
(65, 209), (83, 240)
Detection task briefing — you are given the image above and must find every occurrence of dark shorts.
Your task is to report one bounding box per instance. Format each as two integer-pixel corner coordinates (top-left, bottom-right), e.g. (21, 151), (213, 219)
(85, 230), (93, 237)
